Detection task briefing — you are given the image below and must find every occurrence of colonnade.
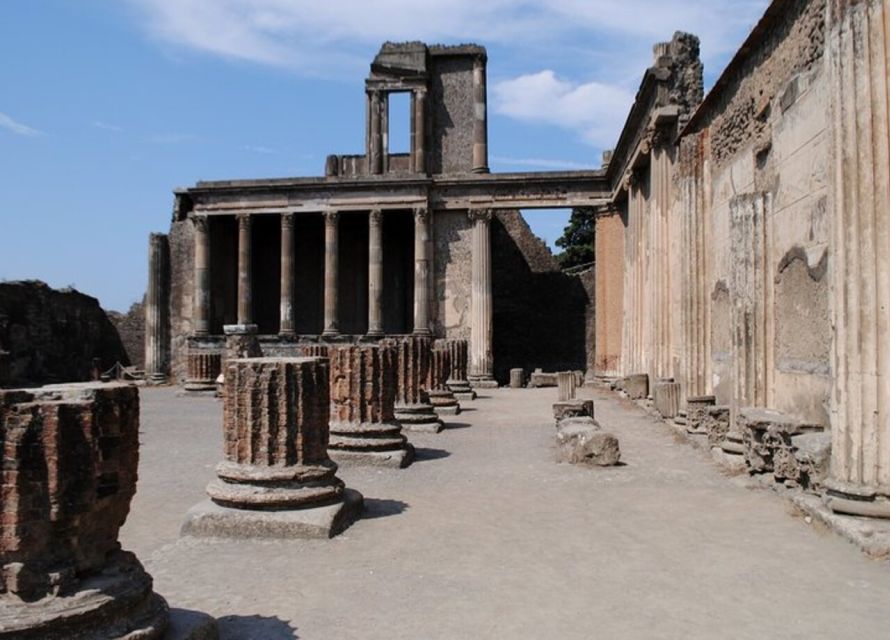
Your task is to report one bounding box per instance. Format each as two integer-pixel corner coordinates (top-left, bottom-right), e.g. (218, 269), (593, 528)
(189, 208), (495, 383)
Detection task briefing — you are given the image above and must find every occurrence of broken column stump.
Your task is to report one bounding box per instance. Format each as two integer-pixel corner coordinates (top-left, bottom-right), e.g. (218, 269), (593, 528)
(621, 373), (649, 400)
(509, 368), (524, 388)
(705, 405), (731, 448)
(685, 395), (716, 434)
(555, 417), (621, 467)
(182, 357), (363, 539)
(653, 379), (681, 419)
(738, 408), (826, 488)
(327, 343), (414, 468)
(389, 336), (443, 433)
(443, 339), (476, 401)
(0, 382), (216, 639)
(183, 348), (221, 394)
(557, 371), (577, 401)
(428, 341), (461, 416)
(528, 369), (557, 388)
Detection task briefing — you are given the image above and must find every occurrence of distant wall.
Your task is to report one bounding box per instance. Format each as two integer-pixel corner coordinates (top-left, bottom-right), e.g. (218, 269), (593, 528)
(0, 281), (129, 386)
(107, 301), (145, 370)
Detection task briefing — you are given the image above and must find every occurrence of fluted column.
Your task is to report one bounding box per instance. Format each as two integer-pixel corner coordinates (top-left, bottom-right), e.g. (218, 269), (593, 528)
(368, 90), (383, 175)
(413, 206), (431, 336)
(823, 0), (890, 518)
(145, 233), (169, 382)
(280, 212), (295, 336)
(468, 208), (496, 387)
(323, 211), (340, 336)
(472, 55), (489, 173)
(192, 214), (210, 336)
(413, 87), (427, 174)
(367, 209), (384, 336)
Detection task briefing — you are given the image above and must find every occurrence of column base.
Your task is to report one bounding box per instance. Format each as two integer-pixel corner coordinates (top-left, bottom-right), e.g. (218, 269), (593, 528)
(147, 372), (167, 385)
(823, 480), (890, 519)
(447, 379), (477, 401)
(181, 489), (363, 540)
(395, 403), (444, 433)
(468, 375), (499, 389)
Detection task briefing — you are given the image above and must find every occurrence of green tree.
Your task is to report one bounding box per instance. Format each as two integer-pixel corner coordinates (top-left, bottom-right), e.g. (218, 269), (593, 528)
(555, 207), (594, 269)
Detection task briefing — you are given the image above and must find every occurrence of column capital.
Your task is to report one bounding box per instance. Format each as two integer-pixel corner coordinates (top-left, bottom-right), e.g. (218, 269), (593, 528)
(191, 214), (209, 232)
(467, 208), (493, 223)
(413, 206), (430, 223)
(281, 211), (295, 229)
(324, 210), (340, 225)
(414, 86), (428, 98)
(236, 213), (252, 229)
(369, 208), (383, 225)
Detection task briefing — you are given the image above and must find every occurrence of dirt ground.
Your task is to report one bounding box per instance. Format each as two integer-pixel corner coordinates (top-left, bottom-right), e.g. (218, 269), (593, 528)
(121, 386), (890, 640)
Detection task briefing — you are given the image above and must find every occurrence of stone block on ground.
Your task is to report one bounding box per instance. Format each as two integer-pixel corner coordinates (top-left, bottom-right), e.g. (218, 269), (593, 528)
(653, 379), (681, 418)
(556, 420), (621, 467)
(553, 399), (595, 423)
(622, 373), (649, 399)
(529, 370), (557, 388)
(773, 431), (831, 491)
(739, 407), (825, 478)
(705, 405), (731, 448)
(509, 368), (524, 388)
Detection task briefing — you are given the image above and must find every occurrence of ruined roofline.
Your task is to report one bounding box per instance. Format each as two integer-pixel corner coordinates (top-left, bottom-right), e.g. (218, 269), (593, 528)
(681, 0), (793, 136)
(185, 168), (606, 192)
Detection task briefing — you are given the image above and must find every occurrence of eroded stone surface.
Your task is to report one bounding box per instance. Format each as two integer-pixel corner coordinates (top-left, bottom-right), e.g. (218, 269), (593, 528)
(387, 336), (443, 433)
(621, 374), (649, 400)
(555, 420), (620, 467)
(552, 400), (595, 424)
(653, 380), (681, 419)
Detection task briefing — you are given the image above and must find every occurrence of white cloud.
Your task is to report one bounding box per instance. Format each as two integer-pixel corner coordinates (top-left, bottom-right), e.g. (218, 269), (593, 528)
(0, 112), (44, 137)
(243, 144), (279, 154)
(492, 71), (634, 149)
(129, 0), (767, 72)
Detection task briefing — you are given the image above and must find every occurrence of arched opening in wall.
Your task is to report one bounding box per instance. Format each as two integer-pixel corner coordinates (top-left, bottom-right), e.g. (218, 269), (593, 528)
(491, 208), (594, 382)
(388, 92), (411, 163)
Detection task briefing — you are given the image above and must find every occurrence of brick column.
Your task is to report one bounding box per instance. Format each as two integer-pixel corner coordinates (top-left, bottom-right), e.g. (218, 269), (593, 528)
(236, 213), (253, 326)
(192, 214), (210, 336)
(468, 208), (496, 387)
(323, 211), (340, 337)
(413, 206), (431, 336)
(823, 0), (890, 519)
(390, 335), (443, 433)
(280, 212), (295, 336)
(367, 209), (384, 337)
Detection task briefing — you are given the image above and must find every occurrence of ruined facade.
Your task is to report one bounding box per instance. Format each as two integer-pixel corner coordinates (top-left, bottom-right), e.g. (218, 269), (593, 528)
(595, 0), (890, 517)
(147, 43), (600, 391)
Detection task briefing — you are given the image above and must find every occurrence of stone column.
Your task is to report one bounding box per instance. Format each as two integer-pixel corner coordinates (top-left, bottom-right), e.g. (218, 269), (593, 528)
(413, 87), (427, 173)
(368, 90), (383, 175)
(468, 208), (497, 387)
(192, 214), (210, 336)
(413, 206), (431, 336)
(236, 213), (253, 326)
(367, 209), (384, 336)
(444, 338), (476, 400)
(472, 55), (489, 173)
(327, 343), (414, 468)
(0, 383), (172, 637)
(183, 356), (363, 539)
(390, 335), (443, 432)
(323, 211), (340, 336)
(823, 0), (890, 519)
(428, 340), (460, 415)
(279, 212), (295, 336)
(145, 232), (169, 383)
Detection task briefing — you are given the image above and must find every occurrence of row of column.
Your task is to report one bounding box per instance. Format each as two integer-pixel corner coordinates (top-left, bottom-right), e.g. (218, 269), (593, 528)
(366, 87), (428, 175)
(191, 210), (495, 382)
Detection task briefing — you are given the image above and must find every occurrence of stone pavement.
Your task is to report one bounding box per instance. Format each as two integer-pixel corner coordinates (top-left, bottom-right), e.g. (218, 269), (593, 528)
(121, 386), (890, 639)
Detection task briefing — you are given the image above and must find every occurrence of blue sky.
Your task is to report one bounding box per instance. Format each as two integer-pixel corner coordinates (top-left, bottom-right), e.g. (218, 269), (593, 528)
(0, 0), (767, 311)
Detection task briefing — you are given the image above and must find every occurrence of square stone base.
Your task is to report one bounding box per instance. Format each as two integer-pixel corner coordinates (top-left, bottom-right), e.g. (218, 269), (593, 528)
(401, 421), (444, 434)
(433, 405), (461, 416)
(329, 446), (414, 469)
(470, 379), (499, 389)
(180, 489), (363, 540)
(453, 391), (476, 401)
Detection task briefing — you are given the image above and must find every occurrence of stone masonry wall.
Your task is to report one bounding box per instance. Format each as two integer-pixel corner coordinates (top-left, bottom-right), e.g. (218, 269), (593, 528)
(107, 300), (145, 370)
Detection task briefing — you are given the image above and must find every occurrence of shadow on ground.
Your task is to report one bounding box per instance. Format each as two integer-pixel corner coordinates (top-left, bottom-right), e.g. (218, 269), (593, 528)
(218, 614), (298, 639)
(413, 447), (451, 462)
(362, 498), (409, 519)
(443, 422), (472, 430)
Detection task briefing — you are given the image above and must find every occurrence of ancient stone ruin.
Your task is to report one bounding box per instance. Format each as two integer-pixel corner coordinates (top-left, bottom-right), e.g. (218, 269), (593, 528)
(0, 382), (214, 639)
(389, 336), (443, 433)
(182, 357), (363, 539)
(327, 343), (414, 468)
